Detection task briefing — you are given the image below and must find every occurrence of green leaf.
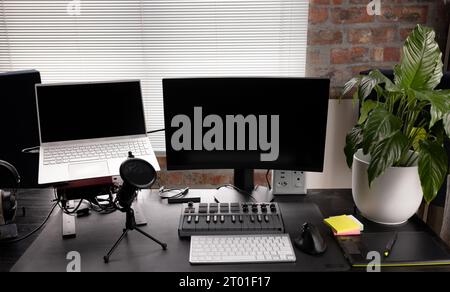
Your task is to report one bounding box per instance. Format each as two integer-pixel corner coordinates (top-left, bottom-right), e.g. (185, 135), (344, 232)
(358, 75), (378, 101)
(367, 131), (409, 186)
(394, 25), (443, 90)
(362, 108), (403, 155)
(369, 69), (397, 92)
(344, 125), (363, 168)
(410, 127), (427, 152)
(418, 140), (449, 203)
(342, 76), (361, 98)
(429, 51), (445, 90)
(358, 100), (380, 124)
(444, 113), (450, 138)
(343, 69), (399, 103)
(393, 63), (403, 86)
(357, 70), (395, 101)
(415, 90), (450, 128)
(385, 90), (402, 108)
(374, 84), (384, 100)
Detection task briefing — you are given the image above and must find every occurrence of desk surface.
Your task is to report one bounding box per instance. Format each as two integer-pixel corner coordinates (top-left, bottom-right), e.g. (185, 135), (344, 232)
(9, 188), (450, 272)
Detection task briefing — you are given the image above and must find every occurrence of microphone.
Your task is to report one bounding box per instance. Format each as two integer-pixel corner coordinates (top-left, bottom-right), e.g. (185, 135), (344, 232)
(116, 152), (156, 210)
(104, 152), (167, 263)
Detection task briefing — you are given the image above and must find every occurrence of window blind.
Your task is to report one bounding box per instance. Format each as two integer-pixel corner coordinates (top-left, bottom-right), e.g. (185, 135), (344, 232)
(0, 0), (309, 151)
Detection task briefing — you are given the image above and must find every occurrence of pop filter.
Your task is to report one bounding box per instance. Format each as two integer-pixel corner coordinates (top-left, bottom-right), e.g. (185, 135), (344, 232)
(116, 152), (157, 209)
(120, 156), (156, 189)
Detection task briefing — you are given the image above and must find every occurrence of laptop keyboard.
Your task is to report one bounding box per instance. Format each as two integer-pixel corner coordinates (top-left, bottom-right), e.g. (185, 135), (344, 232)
(43, 140), (151, 165)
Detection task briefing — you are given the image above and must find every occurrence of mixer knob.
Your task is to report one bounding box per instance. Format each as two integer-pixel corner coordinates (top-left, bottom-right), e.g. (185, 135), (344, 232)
(188, 201), (194, 208)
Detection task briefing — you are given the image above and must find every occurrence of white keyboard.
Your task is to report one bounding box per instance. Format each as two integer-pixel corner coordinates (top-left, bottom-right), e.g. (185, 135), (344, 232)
(43, 140), (151, 165)
(190, 234), (296, 264)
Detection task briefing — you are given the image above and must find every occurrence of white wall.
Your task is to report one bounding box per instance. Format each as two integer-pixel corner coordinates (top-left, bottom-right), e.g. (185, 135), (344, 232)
(306, 99), (359, 189)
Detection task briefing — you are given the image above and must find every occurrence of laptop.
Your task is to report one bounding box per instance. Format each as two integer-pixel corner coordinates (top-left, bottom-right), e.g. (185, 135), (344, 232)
(36, 80), (160, 185)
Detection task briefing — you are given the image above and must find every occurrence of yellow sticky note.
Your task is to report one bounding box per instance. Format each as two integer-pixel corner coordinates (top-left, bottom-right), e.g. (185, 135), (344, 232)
(324, 215), (360, 235)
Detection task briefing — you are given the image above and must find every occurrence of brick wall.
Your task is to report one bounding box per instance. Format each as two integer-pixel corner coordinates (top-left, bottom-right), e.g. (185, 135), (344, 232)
(156, 156), (270, 189)
(157, 0), (449, 188)
(307, 0), (449, 98)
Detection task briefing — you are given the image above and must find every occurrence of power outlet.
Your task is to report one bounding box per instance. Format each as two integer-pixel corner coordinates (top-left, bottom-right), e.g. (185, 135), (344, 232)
(272, 170), (307, 195)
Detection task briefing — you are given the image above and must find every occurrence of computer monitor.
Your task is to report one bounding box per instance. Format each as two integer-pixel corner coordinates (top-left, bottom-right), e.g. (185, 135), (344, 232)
(163, 77), (330, 193)
(0, 70), (41, 187)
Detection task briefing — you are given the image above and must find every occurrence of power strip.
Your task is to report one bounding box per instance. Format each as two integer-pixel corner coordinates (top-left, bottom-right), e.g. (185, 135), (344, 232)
(272, 170), (307, 195)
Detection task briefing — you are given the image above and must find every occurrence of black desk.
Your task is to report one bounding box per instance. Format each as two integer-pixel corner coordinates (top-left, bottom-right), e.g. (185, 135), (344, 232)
(9, 189), (450, 272)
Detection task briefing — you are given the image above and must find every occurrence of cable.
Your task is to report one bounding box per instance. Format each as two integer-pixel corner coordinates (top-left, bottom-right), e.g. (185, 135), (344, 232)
(88, 192), (117, 214)
(216, 184), (257, 202)
(58, 198), (85, 215)
(53, 188), (82, 215)
(88, 199), (116, 214)
(53, 187), (117, 215)
(21, 146), (39, 154)
(266, 169), (272, 190)
(158, 186), (189, 199)
(0, 202), (58, 244)
(147, 128), (165, 134)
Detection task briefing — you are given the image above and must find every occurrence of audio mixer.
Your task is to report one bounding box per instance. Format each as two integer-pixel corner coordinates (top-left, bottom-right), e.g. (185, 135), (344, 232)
(178, 202), (285, 237)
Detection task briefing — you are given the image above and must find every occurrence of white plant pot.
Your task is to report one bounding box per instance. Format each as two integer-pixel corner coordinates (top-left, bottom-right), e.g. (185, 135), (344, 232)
(352, 149), (423, 225)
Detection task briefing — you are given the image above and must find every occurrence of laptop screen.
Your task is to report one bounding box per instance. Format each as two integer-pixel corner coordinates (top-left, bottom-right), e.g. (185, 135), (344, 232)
(36, 81), (147, 143)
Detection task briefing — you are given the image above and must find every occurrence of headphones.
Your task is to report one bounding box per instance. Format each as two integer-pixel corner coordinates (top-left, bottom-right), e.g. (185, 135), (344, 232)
(0, 160), (20, 225)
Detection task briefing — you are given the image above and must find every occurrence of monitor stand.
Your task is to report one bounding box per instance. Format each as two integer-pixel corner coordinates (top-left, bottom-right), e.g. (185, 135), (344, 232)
(234, 169), (255, 193)
(214, 169), (274, 203)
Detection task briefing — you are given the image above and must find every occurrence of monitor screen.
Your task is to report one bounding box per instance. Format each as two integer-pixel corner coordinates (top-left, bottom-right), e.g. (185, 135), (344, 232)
(0, 70), (41, 187)
(163, 77), (330, 171)
(36, 81), (147, 143)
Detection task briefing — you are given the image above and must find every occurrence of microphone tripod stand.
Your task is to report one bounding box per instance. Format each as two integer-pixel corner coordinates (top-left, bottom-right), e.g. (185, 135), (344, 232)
(103, 198), (167, 263)
(104, 152), (167, 263)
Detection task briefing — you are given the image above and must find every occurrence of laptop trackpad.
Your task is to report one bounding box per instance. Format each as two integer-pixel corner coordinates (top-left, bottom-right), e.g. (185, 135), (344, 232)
(68, 161), (109, 179)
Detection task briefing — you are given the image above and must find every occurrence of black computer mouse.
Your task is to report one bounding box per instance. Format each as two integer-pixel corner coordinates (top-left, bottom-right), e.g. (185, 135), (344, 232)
(294, 222), (327, 255)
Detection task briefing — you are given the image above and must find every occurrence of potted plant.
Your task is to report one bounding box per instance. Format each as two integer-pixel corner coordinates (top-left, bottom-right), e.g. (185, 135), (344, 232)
(343, 24), (450, 225)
